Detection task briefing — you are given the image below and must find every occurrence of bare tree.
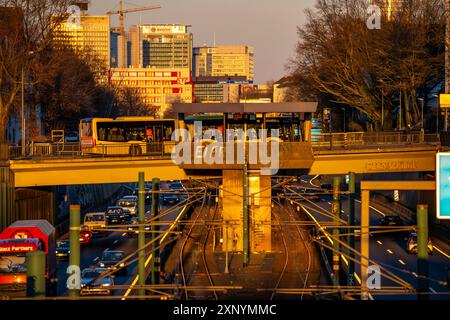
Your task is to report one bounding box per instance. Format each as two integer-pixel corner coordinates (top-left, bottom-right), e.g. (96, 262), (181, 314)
(289, 0), (446, 131)
(0, 0), (71, 142)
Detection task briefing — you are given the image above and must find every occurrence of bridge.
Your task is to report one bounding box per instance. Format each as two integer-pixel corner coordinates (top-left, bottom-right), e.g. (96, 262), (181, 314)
(4, 131), (440, 187)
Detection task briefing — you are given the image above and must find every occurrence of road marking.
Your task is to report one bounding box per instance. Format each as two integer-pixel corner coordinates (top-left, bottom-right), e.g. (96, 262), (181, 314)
(122, 205), (188, 300)
(432, 245), (450, 259)
(398, 259), (406, 265)
(122, 233), (127, 237)
(429, 287), (437, 294)
(386, 249), (394, 254)
(93, 257), (99, 262)
(377, 240), (383, 245)
(354, 199), (386, 217)
(327, 202), (332, 205)
(412, 272), (418, 278)
(113, 240), (119, 245)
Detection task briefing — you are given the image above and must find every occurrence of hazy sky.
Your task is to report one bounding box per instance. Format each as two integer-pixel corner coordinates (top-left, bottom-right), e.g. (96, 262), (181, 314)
(89, 0), (316, 83)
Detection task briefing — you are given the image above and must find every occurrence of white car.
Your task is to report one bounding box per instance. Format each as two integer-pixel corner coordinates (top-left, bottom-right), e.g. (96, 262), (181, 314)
(83, 212), (106, 234)
(117, 196), (138, 216)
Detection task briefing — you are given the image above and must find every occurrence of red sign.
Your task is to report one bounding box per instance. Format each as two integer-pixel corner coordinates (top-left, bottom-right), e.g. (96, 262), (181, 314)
(0, 238), (40, 253)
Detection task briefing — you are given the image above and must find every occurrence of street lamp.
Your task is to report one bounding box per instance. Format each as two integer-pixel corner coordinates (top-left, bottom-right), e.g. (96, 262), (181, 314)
(432, 94), (439, 133)
(418, 98), (424, 130)
(21, 51), (34, 156)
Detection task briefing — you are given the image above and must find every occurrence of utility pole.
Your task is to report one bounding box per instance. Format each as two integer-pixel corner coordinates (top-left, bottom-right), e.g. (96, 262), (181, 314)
(224, 221), (229, 274)
(138, 172), (146, 297)
(151, 177), (160, 286)
(69, 204), (80, 298)
(332, 176), (341, 284)
(21, 67), (26, 156)
(26, 251), (46, 298)
(347, 173), (356, 286)
(243, 161), (249, 267)
(417, 204), (429, 300)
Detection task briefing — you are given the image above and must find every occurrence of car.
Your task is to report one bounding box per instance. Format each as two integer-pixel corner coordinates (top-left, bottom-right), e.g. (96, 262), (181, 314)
(64, 131), (79, 143)
(98, 250), (127, 276)
(126, 217), (150, 238)
(162, 193), (180, 204)
(116, 196), (138, 216)
(406, 232), (433, 254)
(133, 188), (152, 205)
(379, 215), (404, 226)
(83, 212), (106, 235)
(80, 267), (114, 296)
(447, 267), (450, 288)
(55, 240), (70, 259)
(79, 227), (93, 246)
(105, 206), (127, 225)
(320, 183), (333, 190)
(122, 209), (132, 221)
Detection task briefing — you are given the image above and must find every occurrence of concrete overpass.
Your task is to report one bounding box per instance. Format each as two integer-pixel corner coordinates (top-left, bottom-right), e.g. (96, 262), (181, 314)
(6, 144), (438, 187)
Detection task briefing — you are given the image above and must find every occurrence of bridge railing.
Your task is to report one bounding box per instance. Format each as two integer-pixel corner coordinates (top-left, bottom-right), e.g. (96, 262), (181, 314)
(8, 142), (174, 160)
(311, 131), (440, 150)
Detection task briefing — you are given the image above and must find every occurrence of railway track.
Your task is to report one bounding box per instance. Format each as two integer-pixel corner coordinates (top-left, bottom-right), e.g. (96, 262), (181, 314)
(178, 187), (219, 300)
(271, 192), (313, 300)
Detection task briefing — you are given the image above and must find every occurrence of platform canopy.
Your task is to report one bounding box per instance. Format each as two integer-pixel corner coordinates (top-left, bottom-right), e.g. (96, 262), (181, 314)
(173, 102), (318, 114)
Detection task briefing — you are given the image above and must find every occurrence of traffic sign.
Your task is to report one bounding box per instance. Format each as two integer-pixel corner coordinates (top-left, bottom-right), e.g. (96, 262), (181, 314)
(436, 153), (450, 219)
(439, 94), (450, 108)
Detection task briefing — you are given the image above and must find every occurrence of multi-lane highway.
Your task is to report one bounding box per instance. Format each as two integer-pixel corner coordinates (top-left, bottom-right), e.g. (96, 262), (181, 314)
(288, 176), (450, 299)
(55, 182), (186, 298)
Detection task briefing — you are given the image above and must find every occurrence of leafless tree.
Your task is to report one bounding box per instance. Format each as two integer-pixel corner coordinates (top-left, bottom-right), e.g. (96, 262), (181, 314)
(0, 0), (71, 142)
(289, 0), (446, 131)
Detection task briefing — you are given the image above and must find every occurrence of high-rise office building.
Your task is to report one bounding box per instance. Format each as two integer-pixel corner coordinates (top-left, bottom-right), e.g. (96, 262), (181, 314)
(193, 45), (254, 82)
(51, 12), (110, 68)
(110, 67), (192, 115)
(128, 24), (192, 70)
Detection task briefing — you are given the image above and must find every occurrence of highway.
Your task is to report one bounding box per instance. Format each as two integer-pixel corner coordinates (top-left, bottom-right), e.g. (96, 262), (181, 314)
(290, 176), (450, 299)
(55, 182), (186, 298)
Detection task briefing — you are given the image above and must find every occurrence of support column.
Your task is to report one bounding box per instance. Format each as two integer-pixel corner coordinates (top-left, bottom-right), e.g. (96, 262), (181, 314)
(69, 204), (80, 298)
(347, 172), (356, 286)
(26, 250), (46, 298)
(332, 176), (341, 283)
(243, 162), (249, 267)
(152, 177), (160, 285)
(360, 189), (370, 300)
(417, 204), (429, 300)
(138, 172), (146, 297)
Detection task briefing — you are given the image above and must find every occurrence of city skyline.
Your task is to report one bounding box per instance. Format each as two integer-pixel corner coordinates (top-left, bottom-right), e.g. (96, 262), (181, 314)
(88, 0), (315, 84)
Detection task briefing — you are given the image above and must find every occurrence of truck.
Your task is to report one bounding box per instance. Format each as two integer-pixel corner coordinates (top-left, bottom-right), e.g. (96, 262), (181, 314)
(0, 220), (57, 297)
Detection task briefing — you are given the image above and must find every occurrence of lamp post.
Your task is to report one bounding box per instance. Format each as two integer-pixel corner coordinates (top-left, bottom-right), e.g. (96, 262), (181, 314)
(418, 98), (424, 130)
(20, 51), (34, 156)
(433, 94), (439, 133)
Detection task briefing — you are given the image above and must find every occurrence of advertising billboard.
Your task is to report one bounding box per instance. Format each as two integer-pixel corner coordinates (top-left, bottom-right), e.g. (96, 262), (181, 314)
(436, 153), (450, 219)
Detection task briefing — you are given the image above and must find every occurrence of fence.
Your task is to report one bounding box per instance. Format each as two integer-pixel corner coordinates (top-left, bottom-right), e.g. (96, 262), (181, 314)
(311, 131), (440, 150)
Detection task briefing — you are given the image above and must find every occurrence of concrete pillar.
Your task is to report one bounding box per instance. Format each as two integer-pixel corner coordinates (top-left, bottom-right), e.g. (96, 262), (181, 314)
(222, 170), (272, 254)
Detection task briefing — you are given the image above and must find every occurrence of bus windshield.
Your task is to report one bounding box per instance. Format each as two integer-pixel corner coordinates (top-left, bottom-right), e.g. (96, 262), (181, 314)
(0, 254), (27, 274)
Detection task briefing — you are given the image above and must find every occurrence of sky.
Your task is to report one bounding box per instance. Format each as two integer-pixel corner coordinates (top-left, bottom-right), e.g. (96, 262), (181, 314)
(88, 0), (316, 83)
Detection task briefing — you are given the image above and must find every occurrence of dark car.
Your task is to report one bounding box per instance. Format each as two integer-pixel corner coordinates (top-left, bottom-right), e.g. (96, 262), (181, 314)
(98, 250), (127, 276)
(105, 206), (127, 225)
(126, 217), (150, 238)
(447, 267), (450, 288)
(379, 215), (404, 226)
(80, 267), (115, 296)
(162, 193), (180, 204)
(133, 188), (152, 205)
(406, 232), (433, 254)
(56, 240), (70, 259)
(122, 209), (132, 221)
(320, 183), (333, 190)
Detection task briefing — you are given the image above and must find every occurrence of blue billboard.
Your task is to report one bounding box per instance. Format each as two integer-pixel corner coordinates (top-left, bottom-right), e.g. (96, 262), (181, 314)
(436, 153), (450, 219)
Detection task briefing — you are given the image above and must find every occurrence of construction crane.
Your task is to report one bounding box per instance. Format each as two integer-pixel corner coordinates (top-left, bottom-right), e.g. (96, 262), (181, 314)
(107, 1), (161, 67)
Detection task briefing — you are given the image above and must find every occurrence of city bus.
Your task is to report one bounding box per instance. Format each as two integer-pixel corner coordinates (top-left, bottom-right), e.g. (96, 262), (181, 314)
(79, 117), (177, 156)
